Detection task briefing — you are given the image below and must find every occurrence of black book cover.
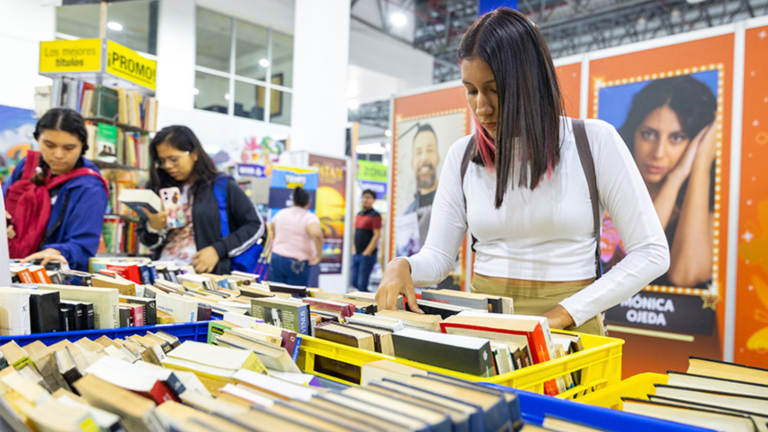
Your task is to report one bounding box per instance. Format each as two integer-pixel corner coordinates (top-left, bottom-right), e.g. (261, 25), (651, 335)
(11, 274), (20, 284)
(487, 298), (503, 314)
(30, 291), (60, 334)
(75, 303), (89, 330)
(391, 332), (495, 378)
(59, 305), (76, 332)
(267, 282), (308, 298)
(82, 302), (95, 330)
(416, 302), (463, 320)
(128, 298), (157, 325)
(60, 301), (85, 331)
(119, 307), (130, 328)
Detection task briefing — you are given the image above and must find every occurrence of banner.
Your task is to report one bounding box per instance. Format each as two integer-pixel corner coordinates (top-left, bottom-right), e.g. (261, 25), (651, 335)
(309, 155), (347, 275)
(268, 166), (319, 220)
(555, 62), (582, 118)
(390, 87), (471, 290)
(589, 34), (734, 376)
(734, 25), (768, 366)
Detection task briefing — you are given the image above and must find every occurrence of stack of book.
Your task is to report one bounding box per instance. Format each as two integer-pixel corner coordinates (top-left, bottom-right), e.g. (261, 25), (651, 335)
(619, 357), (768, 432)
(116, 88), (158, 132)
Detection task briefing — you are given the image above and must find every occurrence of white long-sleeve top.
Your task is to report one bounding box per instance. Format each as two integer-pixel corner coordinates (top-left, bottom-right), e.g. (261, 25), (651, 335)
(402, 117), (670, 327)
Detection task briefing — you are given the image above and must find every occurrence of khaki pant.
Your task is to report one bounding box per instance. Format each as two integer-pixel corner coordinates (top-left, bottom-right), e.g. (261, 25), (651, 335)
(470, 274), (606, 336)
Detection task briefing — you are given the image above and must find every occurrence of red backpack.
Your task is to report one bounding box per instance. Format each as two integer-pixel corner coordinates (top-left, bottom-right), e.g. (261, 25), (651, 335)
(4, 151), (108, 259)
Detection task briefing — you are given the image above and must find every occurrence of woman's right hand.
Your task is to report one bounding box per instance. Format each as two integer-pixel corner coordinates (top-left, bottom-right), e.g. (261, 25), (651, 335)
(375, 259), (423, 313)
(142, 208), (169, 231)
(5, 211), (14, 240)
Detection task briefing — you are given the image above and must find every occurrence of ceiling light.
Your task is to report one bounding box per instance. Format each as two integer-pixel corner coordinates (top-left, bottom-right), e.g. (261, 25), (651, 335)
(224, 93), (231, 100)
(384, 129), (392, 138)
(259, 58), (270, 68)
(192, 88), (200, 95)
(390, 12), (407, 27)
(107, 21), (123, 31)
(347, 99), (360, 110)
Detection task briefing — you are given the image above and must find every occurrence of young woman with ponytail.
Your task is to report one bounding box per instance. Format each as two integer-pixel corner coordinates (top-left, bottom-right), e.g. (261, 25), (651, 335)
(375, 8), (671, 335)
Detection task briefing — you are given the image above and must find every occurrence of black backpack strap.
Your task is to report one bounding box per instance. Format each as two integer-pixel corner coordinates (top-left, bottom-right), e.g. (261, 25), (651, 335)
(460, 137), (479, 251)
(572, 119), (602, 280)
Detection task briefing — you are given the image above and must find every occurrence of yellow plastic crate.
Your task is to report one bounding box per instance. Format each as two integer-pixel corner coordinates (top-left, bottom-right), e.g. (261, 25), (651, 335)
(576, 372), (669, 409)
(296, 331), (624, 399)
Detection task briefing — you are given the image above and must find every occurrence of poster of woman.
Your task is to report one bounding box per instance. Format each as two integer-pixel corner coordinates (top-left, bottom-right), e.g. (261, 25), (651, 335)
(598, 69), (721, 292)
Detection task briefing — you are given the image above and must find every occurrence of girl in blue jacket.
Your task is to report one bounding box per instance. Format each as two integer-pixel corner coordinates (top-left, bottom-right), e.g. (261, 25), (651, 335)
(3, 108), (108, 271)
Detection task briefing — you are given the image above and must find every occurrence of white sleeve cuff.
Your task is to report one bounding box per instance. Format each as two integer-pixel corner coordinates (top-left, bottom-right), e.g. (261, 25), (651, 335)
(146, 223), (168, 236)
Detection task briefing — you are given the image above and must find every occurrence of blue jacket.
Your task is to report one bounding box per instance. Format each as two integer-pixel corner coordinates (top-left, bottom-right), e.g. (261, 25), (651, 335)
(4, 157), (109, 271)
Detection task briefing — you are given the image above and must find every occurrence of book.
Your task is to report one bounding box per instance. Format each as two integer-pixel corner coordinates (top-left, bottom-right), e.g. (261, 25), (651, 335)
(342, 386), (453, 432)
(0, 287), (32, 336)
(92, 275), (137, 296)
(28, 290), (60, 334)
(53, 393), (127, 432)
(38, 285), (119, 329)
(119, 296), (157, 325)
(314, 322), (376, 351)
(666, 371), (768, 398)
(58, 303), (76, 332)
(441, 312), (563, 395)
(165, 341), (267, 376)
(85, 357), (178, 405)
(375, 310), (442, 332)
(266, 282), (309, 298)
(214, 331), (300, 374)
(317, 392), (431, 431)
(96, 123), (118, 163)
(415, 299), (486, 319)
(622, 397), (758, 432)
(361, 360), (428, 386)
(391, 329), (495, 377)
(688, 356), (768, 386)
(119, 306), (132, 327)
(653, 384), (768, 415)
(422, 289), (514, 314)
(233, 369), (318, 402)
(346, 313), (404, 332)
(250, 297), (311, 335)
(74, 374), (166, 432)
(0, 342), (32, 370)
(345, 323), (395, 356)
(156, 293), (198, 323)
(156, 401), (251, 432)
(59, 301), (86, 331)
(22, 342), (69, 394)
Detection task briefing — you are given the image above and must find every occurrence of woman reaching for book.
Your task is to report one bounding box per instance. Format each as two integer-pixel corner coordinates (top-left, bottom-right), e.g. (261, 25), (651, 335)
(375, 8), (670, 335)
(3, 108), (108, 271)
(137, 126), (264, 274)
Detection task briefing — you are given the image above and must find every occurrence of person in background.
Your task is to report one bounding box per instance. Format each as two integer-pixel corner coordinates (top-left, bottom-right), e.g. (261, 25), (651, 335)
(610, 76), (716, 288)
(138, 125), (264, 274)
(375, 8), (670, 335)
(351, 189), (382, 292)
(269, 187), (324, 286)
(3, 108), (108, 271)
(404, 123), (440, 248)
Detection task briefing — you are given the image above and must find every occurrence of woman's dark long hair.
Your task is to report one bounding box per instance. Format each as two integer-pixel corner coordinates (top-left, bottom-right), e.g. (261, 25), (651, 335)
(147, 125), (219, 199)
(293, 186), (311, 208)
(619, 75), (717, 213)
(32, 108), (88, 185)
(619, 76), (717, 152)
(458, 8), (564, 208)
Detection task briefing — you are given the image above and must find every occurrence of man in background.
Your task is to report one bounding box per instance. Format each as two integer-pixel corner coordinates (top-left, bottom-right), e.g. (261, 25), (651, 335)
(351, 189), (381, 292)
(404, 123), (440, 249)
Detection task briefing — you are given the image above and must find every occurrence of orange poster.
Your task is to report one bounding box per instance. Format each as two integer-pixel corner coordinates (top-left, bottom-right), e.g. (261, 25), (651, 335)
(556, 62), (582, 118)
(588, 34), (734, 376)
(389, 86), (472, 290)
(734, 25), (768, 367)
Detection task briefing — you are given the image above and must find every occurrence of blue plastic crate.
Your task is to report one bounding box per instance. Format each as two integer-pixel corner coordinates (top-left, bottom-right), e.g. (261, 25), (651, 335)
(0, 321), (211, 347)
(481, 383), (712, 432)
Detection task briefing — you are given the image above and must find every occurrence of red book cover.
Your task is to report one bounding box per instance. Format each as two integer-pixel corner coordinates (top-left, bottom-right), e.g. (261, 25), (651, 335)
(106, 263), (141, 284)
(301, 299), (355, 318)
(280, 329), (301, 362)
(134, 381), (179, 404)
(439, 322), (559, 396)
(16, 269), (35, 284)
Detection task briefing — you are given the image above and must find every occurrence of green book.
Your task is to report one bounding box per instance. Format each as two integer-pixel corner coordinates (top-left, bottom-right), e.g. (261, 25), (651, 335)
(250, 298), (310, 335)
(96, 123), (118, 163)
(207, 321), (236, 344)
(93, 86), (119, 120)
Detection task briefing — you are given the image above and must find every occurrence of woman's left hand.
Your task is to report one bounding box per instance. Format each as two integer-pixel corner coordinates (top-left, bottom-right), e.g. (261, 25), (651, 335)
(21, 248), (68, 267)
(693, 121), (718, 172)
(192, 246), (219, 273)
(542, 305), (575, 330)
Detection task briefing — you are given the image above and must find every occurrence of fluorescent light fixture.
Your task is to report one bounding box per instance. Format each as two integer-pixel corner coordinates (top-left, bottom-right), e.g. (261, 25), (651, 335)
(259, 58), (270, 68)
(390, 12), (407, 27)
(347, 99), (360, 110)
(107, 21), (123, 31)
(192, 88), (200, 95)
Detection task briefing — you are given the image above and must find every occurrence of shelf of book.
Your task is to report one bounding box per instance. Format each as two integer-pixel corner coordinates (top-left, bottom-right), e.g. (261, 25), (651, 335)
(296, 331), (624, 400)
(575, 372), (669, 409)
(93, 160), (149, 172)
(0, 321), (211, 347)
(482, 383), (712, 432)
(85, 117), (152, 134)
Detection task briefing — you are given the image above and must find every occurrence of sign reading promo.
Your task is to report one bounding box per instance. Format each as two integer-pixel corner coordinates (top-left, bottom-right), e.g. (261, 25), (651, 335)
(106, 40), (157, 90)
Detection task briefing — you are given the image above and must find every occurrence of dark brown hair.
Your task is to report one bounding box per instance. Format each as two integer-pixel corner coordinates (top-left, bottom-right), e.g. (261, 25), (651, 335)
(458, 8), (564, 208)
(147, 125), (220, 199)
(32, 108), (88, 185)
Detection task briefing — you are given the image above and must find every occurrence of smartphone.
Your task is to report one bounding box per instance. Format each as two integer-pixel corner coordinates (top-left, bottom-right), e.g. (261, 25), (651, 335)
(159, 187), (186, 228)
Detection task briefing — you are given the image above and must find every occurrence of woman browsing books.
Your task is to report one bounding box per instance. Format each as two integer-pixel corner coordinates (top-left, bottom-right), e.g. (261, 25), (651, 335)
(375, 8), (670, 335)
(137, 126), (264, 274)
(3, 108), (109, 271)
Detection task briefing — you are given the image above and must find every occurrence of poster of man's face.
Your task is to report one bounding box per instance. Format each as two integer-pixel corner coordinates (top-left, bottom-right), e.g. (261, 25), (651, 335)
(394, 112), (466, 254)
